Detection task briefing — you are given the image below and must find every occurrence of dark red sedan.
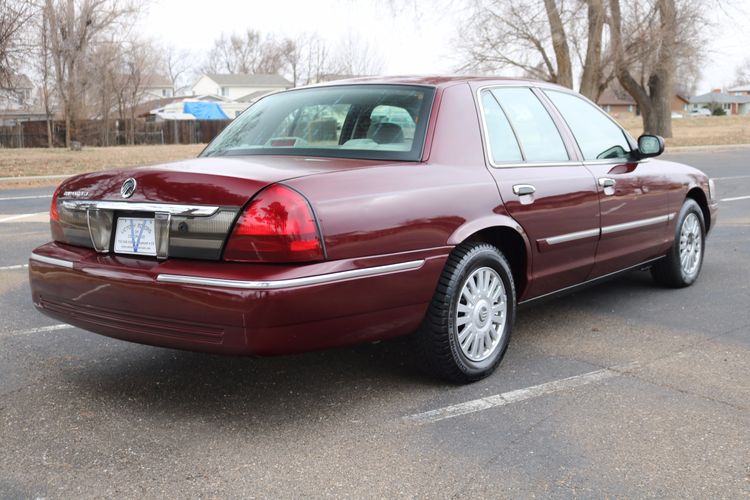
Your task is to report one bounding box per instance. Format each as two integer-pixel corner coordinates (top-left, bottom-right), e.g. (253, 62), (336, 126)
(29, 77), (718, 382)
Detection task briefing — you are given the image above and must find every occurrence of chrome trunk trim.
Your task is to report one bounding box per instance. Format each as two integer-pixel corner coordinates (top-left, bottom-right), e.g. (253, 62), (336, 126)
(61, 200), (220, 217)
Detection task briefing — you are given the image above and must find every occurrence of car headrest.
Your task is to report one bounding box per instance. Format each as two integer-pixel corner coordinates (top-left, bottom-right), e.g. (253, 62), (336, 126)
(368, 122), (404, 144)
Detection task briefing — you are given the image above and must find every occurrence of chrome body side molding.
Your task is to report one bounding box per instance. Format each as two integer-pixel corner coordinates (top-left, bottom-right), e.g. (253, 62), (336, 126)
(30, 253), (75, 269)
(156, 260), (426, 290)
(601, 214), (673, 235)
(541, 213), (675, 246)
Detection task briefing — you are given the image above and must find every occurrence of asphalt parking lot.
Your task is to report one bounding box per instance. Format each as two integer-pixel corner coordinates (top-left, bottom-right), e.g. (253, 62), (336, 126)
(0, 148), (748, 498)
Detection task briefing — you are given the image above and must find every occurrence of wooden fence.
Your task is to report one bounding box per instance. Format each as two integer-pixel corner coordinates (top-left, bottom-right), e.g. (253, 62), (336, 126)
(0, 119), (232, 148)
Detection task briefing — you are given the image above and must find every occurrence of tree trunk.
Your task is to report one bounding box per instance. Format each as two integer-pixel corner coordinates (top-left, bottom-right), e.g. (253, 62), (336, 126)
(542, 0), (573, 88)
(652, 0), (676, 138)
(609, 0), (675, 137)
(579, 0), (605, 100)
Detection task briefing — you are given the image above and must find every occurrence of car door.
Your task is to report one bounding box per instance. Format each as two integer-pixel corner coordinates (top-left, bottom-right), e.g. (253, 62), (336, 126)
(477, 86), (600, 299)
(543, 89), (673, 278)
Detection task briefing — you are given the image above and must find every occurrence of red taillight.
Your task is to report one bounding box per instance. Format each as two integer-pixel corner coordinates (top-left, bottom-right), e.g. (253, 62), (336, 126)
(49, 188), (64, 242)
(224, 184), (324, 263)
(50, 189), (60, 222)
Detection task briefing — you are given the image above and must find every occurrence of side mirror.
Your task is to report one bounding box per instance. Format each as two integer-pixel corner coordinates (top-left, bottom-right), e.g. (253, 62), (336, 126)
(636, 134), (664, 159)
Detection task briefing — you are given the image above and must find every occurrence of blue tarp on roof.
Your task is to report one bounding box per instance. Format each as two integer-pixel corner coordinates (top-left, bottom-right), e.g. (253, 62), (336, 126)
(183, 101), (229, 120)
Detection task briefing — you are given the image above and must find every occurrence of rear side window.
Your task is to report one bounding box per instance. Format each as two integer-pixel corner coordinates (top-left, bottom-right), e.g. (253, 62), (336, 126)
(480, 91), (523, 163)
(490, 88), (569, 162)
(545, 90), (631, 160)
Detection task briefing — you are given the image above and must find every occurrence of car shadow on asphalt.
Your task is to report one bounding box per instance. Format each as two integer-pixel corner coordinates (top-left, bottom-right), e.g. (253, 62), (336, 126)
(59, 271), (661, 422)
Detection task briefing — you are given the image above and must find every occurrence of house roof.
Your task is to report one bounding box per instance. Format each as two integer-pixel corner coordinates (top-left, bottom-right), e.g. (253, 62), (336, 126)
(597, 90), (635, 106)
(690, 91), (750, 104)
(235, 89), (275, 102)
(728, 84), (750, 93)
(142, 74), (172, 88)
(204, 73), (291, 87)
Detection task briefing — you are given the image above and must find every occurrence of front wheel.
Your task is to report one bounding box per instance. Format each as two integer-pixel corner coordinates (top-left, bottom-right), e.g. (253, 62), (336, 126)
(651, 199), (706, 287)
(416, 243), (516, 383)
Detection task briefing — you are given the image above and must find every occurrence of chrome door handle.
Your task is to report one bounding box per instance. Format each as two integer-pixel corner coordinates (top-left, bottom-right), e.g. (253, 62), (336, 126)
(598, 177), (616, 188)
(513, 184), (536, 196)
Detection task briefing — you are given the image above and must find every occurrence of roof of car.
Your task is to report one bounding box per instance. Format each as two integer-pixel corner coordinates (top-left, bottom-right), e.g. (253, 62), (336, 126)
(310, 75), (564, 90)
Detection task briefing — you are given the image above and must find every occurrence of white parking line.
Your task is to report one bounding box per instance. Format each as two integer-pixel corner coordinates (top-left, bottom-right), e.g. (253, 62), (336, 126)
(8, 324), (73, 336)
(0, 264), (28, 271)
(0, 212), (47, 223)
(720, 195), (750, 202)
(0, 194), (53, 201)
(404, 362), (639, 425)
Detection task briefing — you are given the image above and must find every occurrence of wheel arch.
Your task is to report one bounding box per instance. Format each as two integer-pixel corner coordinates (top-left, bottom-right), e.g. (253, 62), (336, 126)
(686, 186), (710, 231)
(448, 218), (532, 299)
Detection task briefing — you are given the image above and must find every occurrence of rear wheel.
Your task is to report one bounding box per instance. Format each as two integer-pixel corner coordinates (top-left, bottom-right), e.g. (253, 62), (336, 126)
(651, 199), (706, 287)
(416, 243), (516, 383)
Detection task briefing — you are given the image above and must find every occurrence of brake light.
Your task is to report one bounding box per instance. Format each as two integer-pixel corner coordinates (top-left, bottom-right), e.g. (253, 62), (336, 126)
(49, 188), (66, 242)
(50, 189), (60, 222)
(224, 184), (324, 263)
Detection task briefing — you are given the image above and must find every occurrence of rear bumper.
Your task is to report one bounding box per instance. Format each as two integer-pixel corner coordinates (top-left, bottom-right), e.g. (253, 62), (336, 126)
(29, 242), (449, 355)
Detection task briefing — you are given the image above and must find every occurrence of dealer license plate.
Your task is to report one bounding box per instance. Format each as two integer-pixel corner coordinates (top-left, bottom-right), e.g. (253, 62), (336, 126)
(114, 217), (157, 256)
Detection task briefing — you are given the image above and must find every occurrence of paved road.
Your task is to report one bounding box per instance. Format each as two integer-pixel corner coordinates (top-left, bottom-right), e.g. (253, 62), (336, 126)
(0, 150), (748, 498)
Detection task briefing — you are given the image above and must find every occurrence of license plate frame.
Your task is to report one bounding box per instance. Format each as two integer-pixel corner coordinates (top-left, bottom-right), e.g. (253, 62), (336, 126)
(113, 217), (157, 256)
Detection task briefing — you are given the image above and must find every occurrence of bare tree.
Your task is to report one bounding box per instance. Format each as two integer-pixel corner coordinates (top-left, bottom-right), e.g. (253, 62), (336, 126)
(121, 38), (160, 144)
(163, 44), (192, 94)
(332, 33), (384, 77)
(457, 0), (612, 100)
(297, 34), (336, 85)
(87, 39), (124, 145)
(610, 0), (699, 137)
(202, 29), (287, 75)
(0, 0), (36, 86)
(38, 7), (55, 147)
(42, 0), (139, 146)
(733, 57), (750, 86)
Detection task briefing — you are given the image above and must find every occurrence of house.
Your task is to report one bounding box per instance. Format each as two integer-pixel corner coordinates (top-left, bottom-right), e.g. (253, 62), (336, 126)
(727, 84), (750, 96)
(140, 74), (175, 100)
(597, 90), (636, 116)
(191, 73), (291, 100)
(0, 74), (34, 110)
(689, 90), (750, 115)
(672, 94), (690, 114)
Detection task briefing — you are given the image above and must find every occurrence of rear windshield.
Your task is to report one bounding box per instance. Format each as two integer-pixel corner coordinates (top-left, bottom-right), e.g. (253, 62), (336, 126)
(201, 84), (435, 161)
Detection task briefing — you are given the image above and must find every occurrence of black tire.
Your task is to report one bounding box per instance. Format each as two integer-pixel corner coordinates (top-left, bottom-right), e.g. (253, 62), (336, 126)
(416, 242), (516, 384)
(651, 198), (706, 288)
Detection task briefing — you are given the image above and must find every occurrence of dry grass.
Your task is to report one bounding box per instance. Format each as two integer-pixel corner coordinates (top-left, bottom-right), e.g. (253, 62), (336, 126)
(0, 144), (205, 179)
(618, 115), (750, 147)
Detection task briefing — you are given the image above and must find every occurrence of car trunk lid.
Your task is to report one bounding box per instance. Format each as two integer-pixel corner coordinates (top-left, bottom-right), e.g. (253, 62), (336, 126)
(53, 155), (390, 261)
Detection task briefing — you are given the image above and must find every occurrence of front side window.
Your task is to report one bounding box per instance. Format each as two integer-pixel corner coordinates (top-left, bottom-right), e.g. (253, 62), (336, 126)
(202, 85), (435, 161)
(489, 87), (569, 162)
(545, 90), (632, 160)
